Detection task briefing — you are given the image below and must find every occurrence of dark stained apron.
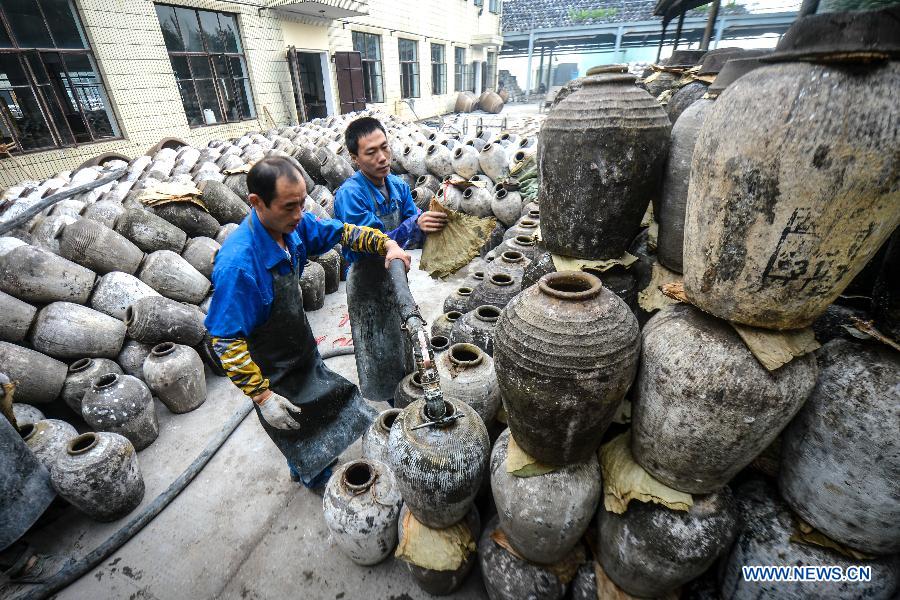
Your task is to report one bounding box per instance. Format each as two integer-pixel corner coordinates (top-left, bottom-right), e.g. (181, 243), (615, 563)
(247, 261), (376, 480)
(346, 199), (414, 404)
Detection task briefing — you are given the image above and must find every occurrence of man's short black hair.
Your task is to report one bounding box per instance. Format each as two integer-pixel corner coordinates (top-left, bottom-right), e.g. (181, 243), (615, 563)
(345, 116), (387, 156)
(247, 156), (301, 206)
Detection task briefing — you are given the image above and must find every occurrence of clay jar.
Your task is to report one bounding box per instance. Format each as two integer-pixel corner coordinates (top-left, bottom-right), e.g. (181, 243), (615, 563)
(460, 185), (493, 218)
(657, 98), (714, 274)
(425, 144), (454, 179)
(493, 272), (640, 465)
(598, 489), (739, 597)
(0, 341), (67, 404)
(435, 343), (501, 427)
(467, 273), (520, 311)
(632, 304), (818, 494)
(137, 250), (210, 304)
(682, 46), (900, 328)
(58, 218), (144, 275)
(312, 249), (341, 294)
(142, 342), (207, 414)
(452, 145), (481, 179)
(81, 373), (159, 451)
(496, 235), (537, 262)
(450, 305), (500, 357)
(478, 143), (509, 181)
(486, 250), (531, 283)
(502, 218), (538, 242)
(90, 271), (161, 320)
(478, 516), (570, 600)
(491, 188), (523, 228)
(394, 372), (425, 409)
(0, 244), (96, 305)
(125, 296), (206, 346)
(21, 419), (78, 470)
(50, 432), (145, 522)
(300, 260), (326, 311)
(322, 459), (403, 566)
(539, 70), (670, 260)
(0, 290), (37, 343)
(114, 208), (187, 254)
(362, 408), (401, 466)
(181, 236), (220, 280)
(200, 180), (249, 224)
(61, 357), (123, 414)
(720, 480), (900, 600)
(31, 302), (126, 360)
(779, 339), (900, 555)
(442, 288), (472, 314)
(397, 504), (481, 596)
(491, 428), (601, 564)
(388, 398), (490, 529)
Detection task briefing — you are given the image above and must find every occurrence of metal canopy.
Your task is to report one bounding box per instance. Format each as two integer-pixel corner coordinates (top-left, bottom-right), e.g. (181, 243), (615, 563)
(654, 0), (713, 26)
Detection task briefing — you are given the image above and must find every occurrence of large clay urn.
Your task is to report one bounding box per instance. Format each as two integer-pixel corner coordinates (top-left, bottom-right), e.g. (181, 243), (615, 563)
(538, 67), (670, 260)
(682, 10), (900, 329)
(779, 339), (900, 555)
(632, 304), (817, 494)
(388, 398), (489, 529)
(493, 272), (639, 465)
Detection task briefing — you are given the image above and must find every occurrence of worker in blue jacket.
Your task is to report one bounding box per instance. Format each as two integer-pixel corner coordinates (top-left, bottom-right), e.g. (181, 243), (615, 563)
(334, 117), (447, 403)
(205, 156), (410, 489)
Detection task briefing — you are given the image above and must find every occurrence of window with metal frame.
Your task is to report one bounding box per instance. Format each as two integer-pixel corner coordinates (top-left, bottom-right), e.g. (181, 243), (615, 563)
(489, 0), (500, 13)
(155, 4), (255, 128)
(474, 0), (483, 6)
(485, 51), (497, 90)
(467, 61), (476, 92)
(351, 31), (384, 103)
(398, 38), (419, 99)
(453, 46), (465, 92)
(430, 43), (445, 96)
(0, 0), (120, 155)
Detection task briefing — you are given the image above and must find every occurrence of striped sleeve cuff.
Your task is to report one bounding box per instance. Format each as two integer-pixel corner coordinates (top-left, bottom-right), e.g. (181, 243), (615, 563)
(211, 336), (269, 397)
(341, 223), (388, 256)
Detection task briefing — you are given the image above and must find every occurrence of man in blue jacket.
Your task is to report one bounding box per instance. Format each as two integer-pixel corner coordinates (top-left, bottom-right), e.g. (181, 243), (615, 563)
(206, 156), (410, 489)
(335, 117), (447, 403)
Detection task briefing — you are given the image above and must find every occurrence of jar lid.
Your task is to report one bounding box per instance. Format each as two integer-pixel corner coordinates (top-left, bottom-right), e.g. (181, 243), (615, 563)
(708, 56), (770, 96)
(764, 7), (900, 64)
(699, 47), (770, 75)
(583, 72), (637, 87)
(665, 49), (707, 68)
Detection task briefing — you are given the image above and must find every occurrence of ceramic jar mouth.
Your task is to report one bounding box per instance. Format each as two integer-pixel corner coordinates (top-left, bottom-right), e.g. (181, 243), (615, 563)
(377, 408), (401, 433)
(528, 210), (540, 220)
(518, 219), (537, 229)
(463, 187), (478, 198)
(403, 146), (413, 156)
(19, 423), (36, 441)
(124, 306), (136, 327)
(513, 151), (527, 162)
(500, 251), (524, 264)
(93, 372), (120, 390)
(342, 460), (376, 493)
(430, 335), (450, 352)
(453, 147), (464, 158)
(489, 273), (513, 287)
(496, 188), (508, 199)
(500, 132), (513, 141)
(518, 137), (531, 148)
(449, 343), (484, 367)
(475, 305), (501, 323)
(422, 399), (455, 422)
(415, 175), (430, 186)
(456, 287), (473, 297)
(513, 236), (535, 248)
(481, 143), (494, 153)
(472, 271), (484, 282)
(69, 358), (94, 374)
(151, 342), (176, 357)
(410, 371), (424, 388)
(68, 432), (98, 455)
(539, 271), (603, 301)
(446, 311), (463, 322)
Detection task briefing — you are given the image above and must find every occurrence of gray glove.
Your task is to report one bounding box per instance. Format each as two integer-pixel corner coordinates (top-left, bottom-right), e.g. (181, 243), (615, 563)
(254, 391), (302, 430)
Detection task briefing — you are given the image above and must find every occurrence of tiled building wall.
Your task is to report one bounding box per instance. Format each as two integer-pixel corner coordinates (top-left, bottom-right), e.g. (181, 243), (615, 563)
(324, 0), (502, 121)
(1, 0), (295, 188)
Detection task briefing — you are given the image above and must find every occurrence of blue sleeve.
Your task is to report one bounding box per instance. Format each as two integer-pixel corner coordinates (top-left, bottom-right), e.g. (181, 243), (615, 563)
(205, 267), (266, 338)
(297, 212), (344, 257)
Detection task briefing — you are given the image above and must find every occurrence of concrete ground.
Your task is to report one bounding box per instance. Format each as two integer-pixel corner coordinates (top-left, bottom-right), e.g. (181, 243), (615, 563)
(5, 250), (492, 600)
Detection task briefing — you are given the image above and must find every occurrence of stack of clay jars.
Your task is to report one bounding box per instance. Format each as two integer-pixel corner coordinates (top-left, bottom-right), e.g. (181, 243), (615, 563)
(626, 9), (900, 598)
(482, 270), (638, 599)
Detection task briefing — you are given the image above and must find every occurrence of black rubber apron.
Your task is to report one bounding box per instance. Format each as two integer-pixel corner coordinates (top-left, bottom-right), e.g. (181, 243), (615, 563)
(247, 259), (376, 480)
(346, 192), (414, 403)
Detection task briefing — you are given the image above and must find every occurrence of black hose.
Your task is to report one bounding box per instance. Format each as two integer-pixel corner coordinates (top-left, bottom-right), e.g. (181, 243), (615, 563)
(15, 345), (355, 600)
(0, 169), (126, 236)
